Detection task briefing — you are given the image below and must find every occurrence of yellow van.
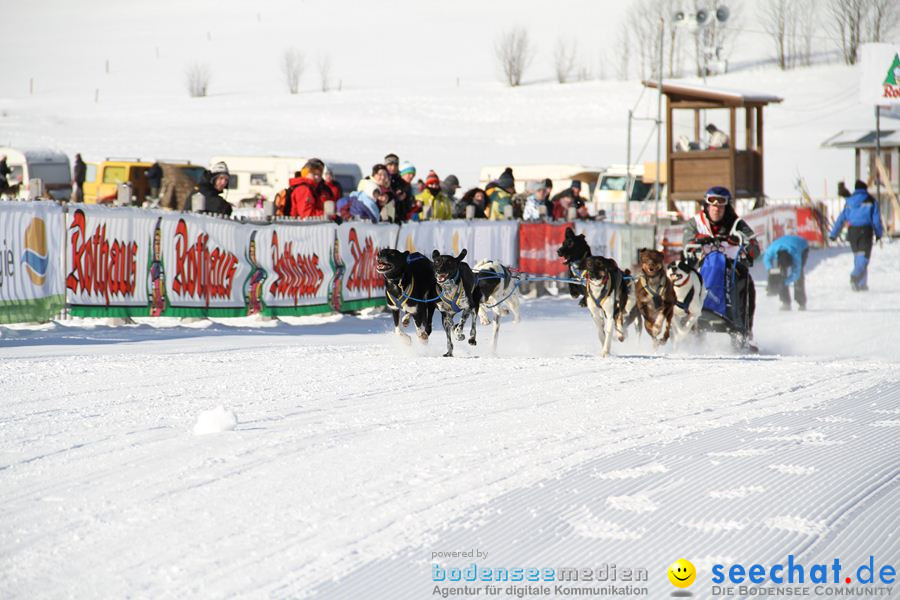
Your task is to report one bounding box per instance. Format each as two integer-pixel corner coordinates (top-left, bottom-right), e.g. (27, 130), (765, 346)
(83, 159), (152, 204)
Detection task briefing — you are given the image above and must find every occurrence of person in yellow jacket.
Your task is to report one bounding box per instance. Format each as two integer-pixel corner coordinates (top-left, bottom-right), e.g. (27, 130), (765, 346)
(488, 167), (516, 220)
(417, 170), (453, 220)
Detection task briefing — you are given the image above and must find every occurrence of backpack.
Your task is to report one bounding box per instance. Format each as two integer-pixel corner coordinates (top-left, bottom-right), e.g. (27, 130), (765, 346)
(274, 181), (317, 217)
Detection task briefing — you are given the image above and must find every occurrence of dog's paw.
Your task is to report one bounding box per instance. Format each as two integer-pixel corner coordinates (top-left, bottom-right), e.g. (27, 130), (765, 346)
(401, 314), (411, 327)
(578, 297), (587, 308)
(397, 332), (412, 345)
(418, 331), (429, 343)
(468, 338), (477, 346)
(617, 334), (625, 342)
(442, 351), (453, 358)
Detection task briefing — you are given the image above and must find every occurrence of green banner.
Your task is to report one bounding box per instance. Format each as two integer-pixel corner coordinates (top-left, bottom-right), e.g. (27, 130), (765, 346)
(0, 295), (65, 324)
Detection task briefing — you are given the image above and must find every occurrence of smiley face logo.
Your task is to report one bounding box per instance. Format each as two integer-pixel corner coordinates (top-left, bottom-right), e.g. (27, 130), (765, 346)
(668, 558), (696, 588)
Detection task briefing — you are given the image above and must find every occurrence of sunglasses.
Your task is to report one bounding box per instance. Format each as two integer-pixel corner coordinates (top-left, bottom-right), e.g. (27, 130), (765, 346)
(705, 196), (728, 206)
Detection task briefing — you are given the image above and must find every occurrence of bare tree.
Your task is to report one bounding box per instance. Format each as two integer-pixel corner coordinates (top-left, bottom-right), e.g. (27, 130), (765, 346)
(317, 54), (332, 92)
(281, 48), (305, 94)
(796, 0), (818, 66)
(185, 62), (211, 97)
(759, 0), (797, 69)
(495, 28), (535, 87)
(553, 37), (578, 83)
(615, 30), (631, 80)
(867, 0), (900, 43)
(829, 0), (865, 64)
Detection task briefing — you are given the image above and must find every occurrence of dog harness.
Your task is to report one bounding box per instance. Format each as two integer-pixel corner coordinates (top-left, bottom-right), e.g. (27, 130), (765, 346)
(437, 271), (466, 314)
(581, 269), (614, 308)
(674, 286), (695, 314)
(385, 277), (415, 310)
(639, 274), (665, 310)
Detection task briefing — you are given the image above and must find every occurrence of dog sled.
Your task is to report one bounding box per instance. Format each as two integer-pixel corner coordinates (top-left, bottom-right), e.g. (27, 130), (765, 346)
(685, 237), (758, 353)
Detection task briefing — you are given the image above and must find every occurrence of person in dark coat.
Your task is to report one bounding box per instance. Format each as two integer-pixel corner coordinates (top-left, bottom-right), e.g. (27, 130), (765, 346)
(0, 155), (13, 194)
(189, 161), (233, 216)
(72, 153), (86, 203)
(829, 180), (884, 291)
(145, 162), (163, 199)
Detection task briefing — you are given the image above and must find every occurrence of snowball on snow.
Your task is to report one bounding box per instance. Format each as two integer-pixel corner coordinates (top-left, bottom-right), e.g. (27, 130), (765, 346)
(193, 406), (238, 435)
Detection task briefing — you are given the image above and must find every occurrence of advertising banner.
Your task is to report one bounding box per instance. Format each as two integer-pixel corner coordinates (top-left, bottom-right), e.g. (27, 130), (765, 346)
(744, 205), (826, 251)
(0, 202), (65, 323)
(336, 222), (398, 311)
(65, 205), (158, 317)
(397, 220), (518, 268)
(517, 223), (572, 276)
(254, 221), (337, 316)
(860, 43), (900, 106)
(157, 213), (252, 317)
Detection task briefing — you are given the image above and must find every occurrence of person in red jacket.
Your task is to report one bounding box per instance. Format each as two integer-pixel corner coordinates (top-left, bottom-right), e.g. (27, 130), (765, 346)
(323, 164), (343, 202)
(290, 158), (329, 218)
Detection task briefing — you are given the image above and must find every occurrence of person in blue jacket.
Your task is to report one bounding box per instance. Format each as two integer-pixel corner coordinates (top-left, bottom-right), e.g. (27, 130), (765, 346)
(829, 180), (884, 291)
(763, 235), (809, 310)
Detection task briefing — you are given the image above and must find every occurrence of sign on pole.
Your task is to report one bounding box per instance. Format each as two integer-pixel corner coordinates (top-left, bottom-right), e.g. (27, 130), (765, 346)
(860, 43), (900, 106)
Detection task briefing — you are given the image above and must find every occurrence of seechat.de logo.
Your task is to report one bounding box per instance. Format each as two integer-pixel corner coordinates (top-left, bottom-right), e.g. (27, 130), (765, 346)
(22, 217), (49, 286)
(668, 558), (696, 588)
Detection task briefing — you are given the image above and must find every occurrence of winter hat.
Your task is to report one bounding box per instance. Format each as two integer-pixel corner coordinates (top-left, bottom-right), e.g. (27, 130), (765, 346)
(443, 174), (460, 188)
(425, 170), (441, 186)
(384, 153), (399, 165)
(210, 161), (230, 178)
(854, 179), (868, 190)
(497, 167), (515, 191)
(543, 178), (553, 190)
(400, 161), (416, 176)
(526, 181), (543, 192)
(571, 180), (582, 190)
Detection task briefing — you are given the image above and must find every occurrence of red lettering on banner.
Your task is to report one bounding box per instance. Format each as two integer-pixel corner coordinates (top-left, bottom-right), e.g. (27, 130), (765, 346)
(66, 209), (138, 304)
(268, 230), (324, 304)
(346, 228), (384, 295)
(884, 85), (900, 99)
(518, 223), (572, 275)
(172, 219), (238, 307)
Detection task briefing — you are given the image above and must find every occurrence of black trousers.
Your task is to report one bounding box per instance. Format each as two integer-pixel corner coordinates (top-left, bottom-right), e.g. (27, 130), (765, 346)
(776, 249), (808, 307)
(848, 225), (874, 258)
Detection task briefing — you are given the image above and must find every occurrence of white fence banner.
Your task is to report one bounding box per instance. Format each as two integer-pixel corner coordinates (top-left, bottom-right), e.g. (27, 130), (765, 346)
(337, 222), (398, 310)
(253, 221), (337, 316)
(397, 220), (518, 267)
(159, 213), (252, 316)
(0, 202), (65, 323)
(65, 205), (158, 316)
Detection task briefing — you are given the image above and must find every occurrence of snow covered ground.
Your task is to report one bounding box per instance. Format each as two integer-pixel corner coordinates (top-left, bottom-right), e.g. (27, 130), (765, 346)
(0, 0), (879, 199)
(1, 242), (898, 598)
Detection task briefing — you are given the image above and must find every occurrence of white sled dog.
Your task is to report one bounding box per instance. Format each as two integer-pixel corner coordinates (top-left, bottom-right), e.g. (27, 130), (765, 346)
(665, 258), (708, 344)
(473, 259), (521, 353)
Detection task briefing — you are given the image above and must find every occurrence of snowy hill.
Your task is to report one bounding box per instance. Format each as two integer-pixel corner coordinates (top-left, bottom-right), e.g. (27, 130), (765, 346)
(0, 0), (880, 198)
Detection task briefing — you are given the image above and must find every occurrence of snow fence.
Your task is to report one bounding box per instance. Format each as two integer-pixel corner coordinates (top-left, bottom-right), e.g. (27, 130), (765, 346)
(1, 202), (664, 322)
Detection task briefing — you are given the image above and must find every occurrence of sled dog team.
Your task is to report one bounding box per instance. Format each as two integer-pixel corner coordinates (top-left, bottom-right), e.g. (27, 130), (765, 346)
(376, 228), (708, 357)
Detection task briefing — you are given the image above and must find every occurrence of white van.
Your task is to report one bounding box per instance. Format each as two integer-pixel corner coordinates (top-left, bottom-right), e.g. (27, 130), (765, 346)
(591, 163), (677, 224)
(209, 155), (363, 206)
(0, 148), (72, 200)
(478, 164), (602, 197)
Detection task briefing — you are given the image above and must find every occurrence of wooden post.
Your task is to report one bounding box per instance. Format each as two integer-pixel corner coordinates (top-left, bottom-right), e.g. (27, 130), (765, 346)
(757, 106), (764, 200)
(745, 107), (753, 150)
(666, 97), (674, 207)
(729, 106), (736, 196)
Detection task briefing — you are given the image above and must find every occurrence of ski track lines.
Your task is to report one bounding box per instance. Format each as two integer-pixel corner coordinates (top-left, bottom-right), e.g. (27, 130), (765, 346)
(0, 333), (898, 594)
(309, 377), (900, 600)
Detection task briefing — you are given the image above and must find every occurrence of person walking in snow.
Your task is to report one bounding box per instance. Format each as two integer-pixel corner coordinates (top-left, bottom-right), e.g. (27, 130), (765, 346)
(829, 180), (884, 291)
(72, 153), (86, 203)
(763, 234), (809, 311)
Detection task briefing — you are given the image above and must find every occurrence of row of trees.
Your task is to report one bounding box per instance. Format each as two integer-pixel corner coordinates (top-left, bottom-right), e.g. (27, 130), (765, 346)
(495, 0), (900, 87)
(186, 49), (335, 98)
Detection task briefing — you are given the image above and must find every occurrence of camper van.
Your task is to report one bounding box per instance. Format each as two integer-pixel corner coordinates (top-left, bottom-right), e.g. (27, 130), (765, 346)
(210, 155), (363, 206)
(591, 163), (675, 224)
(0, 148), (71, 200)
(478, 164), (602, 197)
